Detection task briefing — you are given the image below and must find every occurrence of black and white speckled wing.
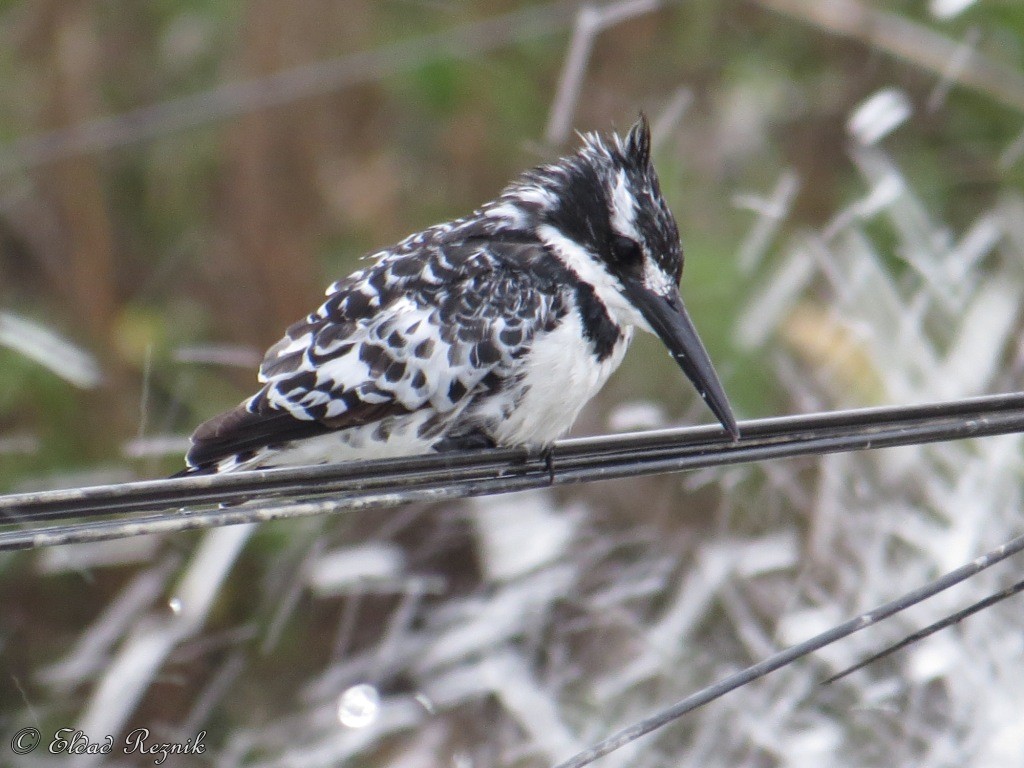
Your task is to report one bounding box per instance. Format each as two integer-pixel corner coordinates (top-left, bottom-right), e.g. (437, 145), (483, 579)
(184, 239), (568, 471)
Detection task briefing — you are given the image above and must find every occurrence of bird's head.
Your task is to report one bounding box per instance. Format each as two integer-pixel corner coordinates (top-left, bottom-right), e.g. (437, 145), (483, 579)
(488, 116), (739, 439)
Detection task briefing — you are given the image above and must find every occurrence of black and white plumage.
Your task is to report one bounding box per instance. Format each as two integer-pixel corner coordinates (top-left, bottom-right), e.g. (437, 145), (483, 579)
(181, 117), (737, 475)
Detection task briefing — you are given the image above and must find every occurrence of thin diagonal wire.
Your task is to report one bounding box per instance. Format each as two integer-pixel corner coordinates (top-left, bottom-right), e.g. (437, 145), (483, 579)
(822, 576), (1024, 685)
(551, 531), (1024, 768)
(2, 391), (1024, 550)
(0, 1), (580, 173)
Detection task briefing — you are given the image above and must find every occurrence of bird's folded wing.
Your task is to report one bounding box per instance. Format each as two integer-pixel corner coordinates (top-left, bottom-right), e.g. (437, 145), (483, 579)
(186, 244), (565, 469)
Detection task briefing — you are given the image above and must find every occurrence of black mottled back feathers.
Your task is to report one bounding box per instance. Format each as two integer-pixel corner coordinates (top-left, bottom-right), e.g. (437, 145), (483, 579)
(183, 232), (608, 472)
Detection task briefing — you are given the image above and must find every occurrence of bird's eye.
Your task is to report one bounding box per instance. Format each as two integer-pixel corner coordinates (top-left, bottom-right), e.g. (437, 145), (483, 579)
(611, 236), (643, 269)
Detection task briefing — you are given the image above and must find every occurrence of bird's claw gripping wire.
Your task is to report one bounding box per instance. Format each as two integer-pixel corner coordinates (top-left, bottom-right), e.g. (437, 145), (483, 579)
(542, 446), (556, 486)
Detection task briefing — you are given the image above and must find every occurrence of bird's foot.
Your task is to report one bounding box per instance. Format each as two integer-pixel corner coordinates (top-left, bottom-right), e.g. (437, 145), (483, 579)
(543, 447), (555, 485)
(522, 443), (556, 485)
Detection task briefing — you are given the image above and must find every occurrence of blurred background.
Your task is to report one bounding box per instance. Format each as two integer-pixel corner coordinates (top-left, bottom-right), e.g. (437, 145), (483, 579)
(3, 0), (1024, 766)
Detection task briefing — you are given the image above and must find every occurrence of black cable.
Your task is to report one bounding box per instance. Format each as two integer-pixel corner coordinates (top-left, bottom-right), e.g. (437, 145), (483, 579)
(2, 391), (1024, 550)
(822, 576), (1024, 685)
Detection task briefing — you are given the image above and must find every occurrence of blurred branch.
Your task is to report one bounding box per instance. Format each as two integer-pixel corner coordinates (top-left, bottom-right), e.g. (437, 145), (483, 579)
(0, 1), (581, 174)
(3, 391), (1024, 549)
(649, 87), (694, 150)
(753, 0), (1024, 113)
(0, 310), (101, 389)
(544, 0), (663, 145)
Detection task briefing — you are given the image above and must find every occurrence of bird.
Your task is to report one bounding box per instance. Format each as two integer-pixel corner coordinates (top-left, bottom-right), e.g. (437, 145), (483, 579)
(178, 116), (738, 476)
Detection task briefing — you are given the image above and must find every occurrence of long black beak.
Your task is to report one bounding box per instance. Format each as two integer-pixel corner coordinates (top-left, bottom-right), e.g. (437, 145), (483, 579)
(622, 277), (739, 440)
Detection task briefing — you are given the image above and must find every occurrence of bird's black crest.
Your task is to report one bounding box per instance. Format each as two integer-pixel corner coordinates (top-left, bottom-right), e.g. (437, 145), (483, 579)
(497, 113), (681, 285)
(624, 114), (652, 167)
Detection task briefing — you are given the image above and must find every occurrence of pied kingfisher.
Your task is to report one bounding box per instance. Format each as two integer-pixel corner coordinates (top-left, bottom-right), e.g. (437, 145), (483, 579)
(180, 116), (737, 475)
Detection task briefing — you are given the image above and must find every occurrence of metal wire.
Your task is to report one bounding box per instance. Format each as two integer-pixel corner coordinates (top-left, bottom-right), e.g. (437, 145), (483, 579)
(821, 576), (1024, 685)
(3, 391), (1024, 550)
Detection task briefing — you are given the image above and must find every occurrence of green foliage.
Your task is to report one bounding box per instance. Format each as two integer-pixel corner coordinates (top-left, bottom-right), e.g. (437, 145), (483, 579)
(0, 349), (92, 484)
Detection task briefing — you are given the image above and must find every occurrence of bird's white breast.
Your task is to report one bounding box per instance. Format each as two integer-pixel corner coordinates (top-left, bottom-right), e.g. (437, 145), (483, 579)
(492, 309), (632, 447)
